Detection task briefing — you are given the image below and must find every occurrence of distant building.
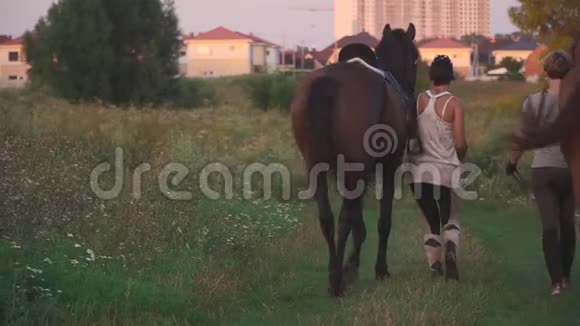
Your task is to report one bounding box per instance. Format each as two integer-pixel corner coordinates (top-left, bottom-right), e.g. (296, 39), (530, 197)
(492, 40), (540, 64)
(279, 50), (324, 72)
(183, 26), (280, 78)
(475, 37), (520, 65)
(418, 39), (473, 77)
(0, 36), (29, 88)
(334, 0), (491, 41)
(316, 32), (379, 65)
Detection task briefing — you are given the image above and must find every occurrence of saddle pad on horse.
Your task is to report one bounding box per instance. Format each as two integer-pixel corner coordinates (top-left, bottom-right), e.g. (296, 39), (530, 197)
(347, 57), (409, 104)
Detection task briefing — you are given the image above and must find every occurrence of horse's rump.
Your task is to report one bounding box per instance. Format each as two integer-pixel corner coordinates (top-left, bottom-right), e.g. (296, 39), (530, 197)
(292, 62), (403, 175)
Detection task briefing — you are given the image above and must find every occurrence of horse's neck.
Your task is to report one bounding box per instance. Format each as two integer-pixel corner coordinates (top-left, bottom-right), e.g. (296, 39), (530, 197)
(565, 140), (580, 207)
(561, 66), (579, 110)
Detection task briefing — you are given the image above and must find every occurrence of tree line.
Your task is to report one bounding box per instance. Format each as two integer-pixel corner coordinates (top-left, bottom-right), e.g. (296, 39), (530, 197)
(18, 0), (578, 106)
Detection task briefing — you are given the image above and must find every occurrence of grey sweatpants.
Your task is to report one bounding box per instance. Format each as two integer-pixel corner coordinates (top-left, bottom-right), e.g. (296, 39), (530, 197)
(532, 167), (576, 285)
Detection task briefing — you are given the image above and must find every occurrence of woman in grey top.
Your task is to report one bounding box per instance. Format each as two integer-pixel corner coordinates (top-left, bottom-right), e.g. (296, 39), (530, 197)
(508, 50), (575, 296)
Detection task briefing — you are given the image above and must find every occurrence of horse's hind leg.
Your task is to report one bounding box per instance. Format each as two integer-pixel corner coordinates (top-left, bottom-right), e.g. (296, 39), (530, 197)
(375, 162), (397, 280)
(343, 198), (366, 285)
(314, 172), (340, 296)
(335, 174), (365, 292)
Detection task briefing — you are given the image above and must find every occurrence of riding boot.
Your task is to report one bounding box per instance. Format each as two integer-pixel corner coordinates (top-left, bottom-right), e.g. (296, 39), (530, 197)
(443, 223), (461, 280)
(424, 234), (443, 276)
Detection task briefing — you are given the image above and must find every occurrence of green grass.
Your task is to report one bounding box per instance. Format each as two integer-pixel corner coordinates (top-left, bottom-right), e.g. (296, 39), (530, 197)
(1, 80), (578, 325)
(4, 200), (578, 325)
(1, 201), (499, 325)
(464, 204), (580, 326)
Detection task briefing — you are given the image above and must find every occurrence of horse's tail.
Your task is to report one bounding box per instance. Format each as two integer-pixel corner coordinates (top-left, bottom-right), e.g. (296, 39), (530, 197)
(306, 75), (338, 168)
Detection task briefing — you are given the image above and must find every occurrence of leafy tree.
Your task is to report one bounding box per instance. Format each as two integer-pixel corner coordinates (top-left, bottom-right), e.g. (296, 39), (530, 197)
(500, 57), (523, 74)
(25, 0), (114, 100)
(25, 0), (181, 105)
(493, 32), (537, 42)
(460, 34), (489, 44)
(509, 0), (579, 47)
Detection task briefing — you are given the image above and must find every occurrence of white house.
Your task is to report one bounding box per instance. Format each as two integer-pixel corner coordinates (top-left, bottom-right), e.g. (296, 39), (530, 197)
(183, 27), (280, 78)
(0, 36), (29, 88)
(418, 39), (474, 77)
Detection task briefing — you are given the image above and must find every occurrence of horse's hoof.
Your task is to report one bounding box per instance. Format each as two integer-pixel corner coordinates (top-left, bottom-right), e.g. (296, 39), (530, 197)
(343, 264), (359, 285)
(328, 284), (345, 297)
(328, 272), (345, 297)
(375, 265), (391, 281)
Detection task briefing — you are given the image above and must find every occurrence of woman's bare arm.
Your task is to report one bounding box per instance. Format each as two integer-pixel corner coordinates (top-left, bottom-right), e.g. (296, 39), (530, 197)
(452, 98), (468, 161)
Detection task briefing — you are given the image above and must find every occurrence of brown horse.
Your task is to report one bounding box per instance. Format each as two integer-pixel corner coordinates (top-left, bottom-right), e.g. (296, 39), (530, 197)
(291, 24), (419, 296)
(513, 34), (580, 207)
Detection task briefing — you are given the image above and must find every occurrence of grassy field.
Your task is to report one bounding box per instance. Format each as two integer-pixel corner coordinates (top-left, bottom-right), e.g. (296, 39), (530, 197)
(1, 80), (579, 325)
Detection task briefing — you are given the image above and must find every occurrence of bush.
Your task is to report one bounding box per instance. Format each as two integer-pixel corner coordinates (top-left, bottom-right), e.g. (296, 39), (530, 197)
(270, 76), (296, 110)
(240, 74), (297, 111)
(170, 78), (219, 108)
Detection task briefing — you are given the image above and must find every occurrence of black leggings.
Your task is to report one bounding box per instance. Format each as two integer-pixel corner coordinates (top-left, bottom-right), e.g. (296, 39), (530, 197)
(411, 183), (452, 235)
(532, 167), (576, 285)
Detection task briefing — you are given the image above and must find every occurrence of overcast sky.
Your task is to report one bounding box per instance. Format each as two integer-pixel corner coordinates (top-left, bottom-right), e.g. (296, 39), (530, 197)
(1, 0), (520, 49)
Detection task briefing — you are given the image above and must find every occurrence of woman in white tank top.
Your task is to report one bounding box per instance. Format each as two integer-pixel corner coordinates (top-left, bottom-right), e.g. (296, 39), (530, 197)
(407, 55), (468, 280)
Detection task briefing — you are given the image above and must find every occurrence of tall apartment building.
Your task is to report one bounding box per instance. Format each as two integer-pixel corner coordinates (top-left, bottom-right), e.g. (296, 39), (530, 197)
(334, 0), (491, 40)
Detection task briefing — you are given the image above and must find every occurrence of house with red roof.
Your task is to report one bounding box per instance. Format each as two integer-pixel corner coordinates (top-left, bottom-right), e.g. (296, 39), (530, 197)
(418, 39), (474, 77)
(0, 36), (29, 88)
(182, 26), (281, 78)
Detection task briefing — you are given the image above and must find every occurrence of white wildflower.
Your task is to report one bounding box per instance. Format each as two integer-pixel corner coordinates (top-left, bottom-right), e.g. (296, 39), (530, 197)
(67, 233), (74, 238)
(74, 244), (81, 248)
(57, 290), (62, 294)
(86, 249), (96, 261)
(43, 258), (54, 265)
(9, 242), (21, 249)
(26, 266), (43, 274)
(70, 259), (80, 265)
